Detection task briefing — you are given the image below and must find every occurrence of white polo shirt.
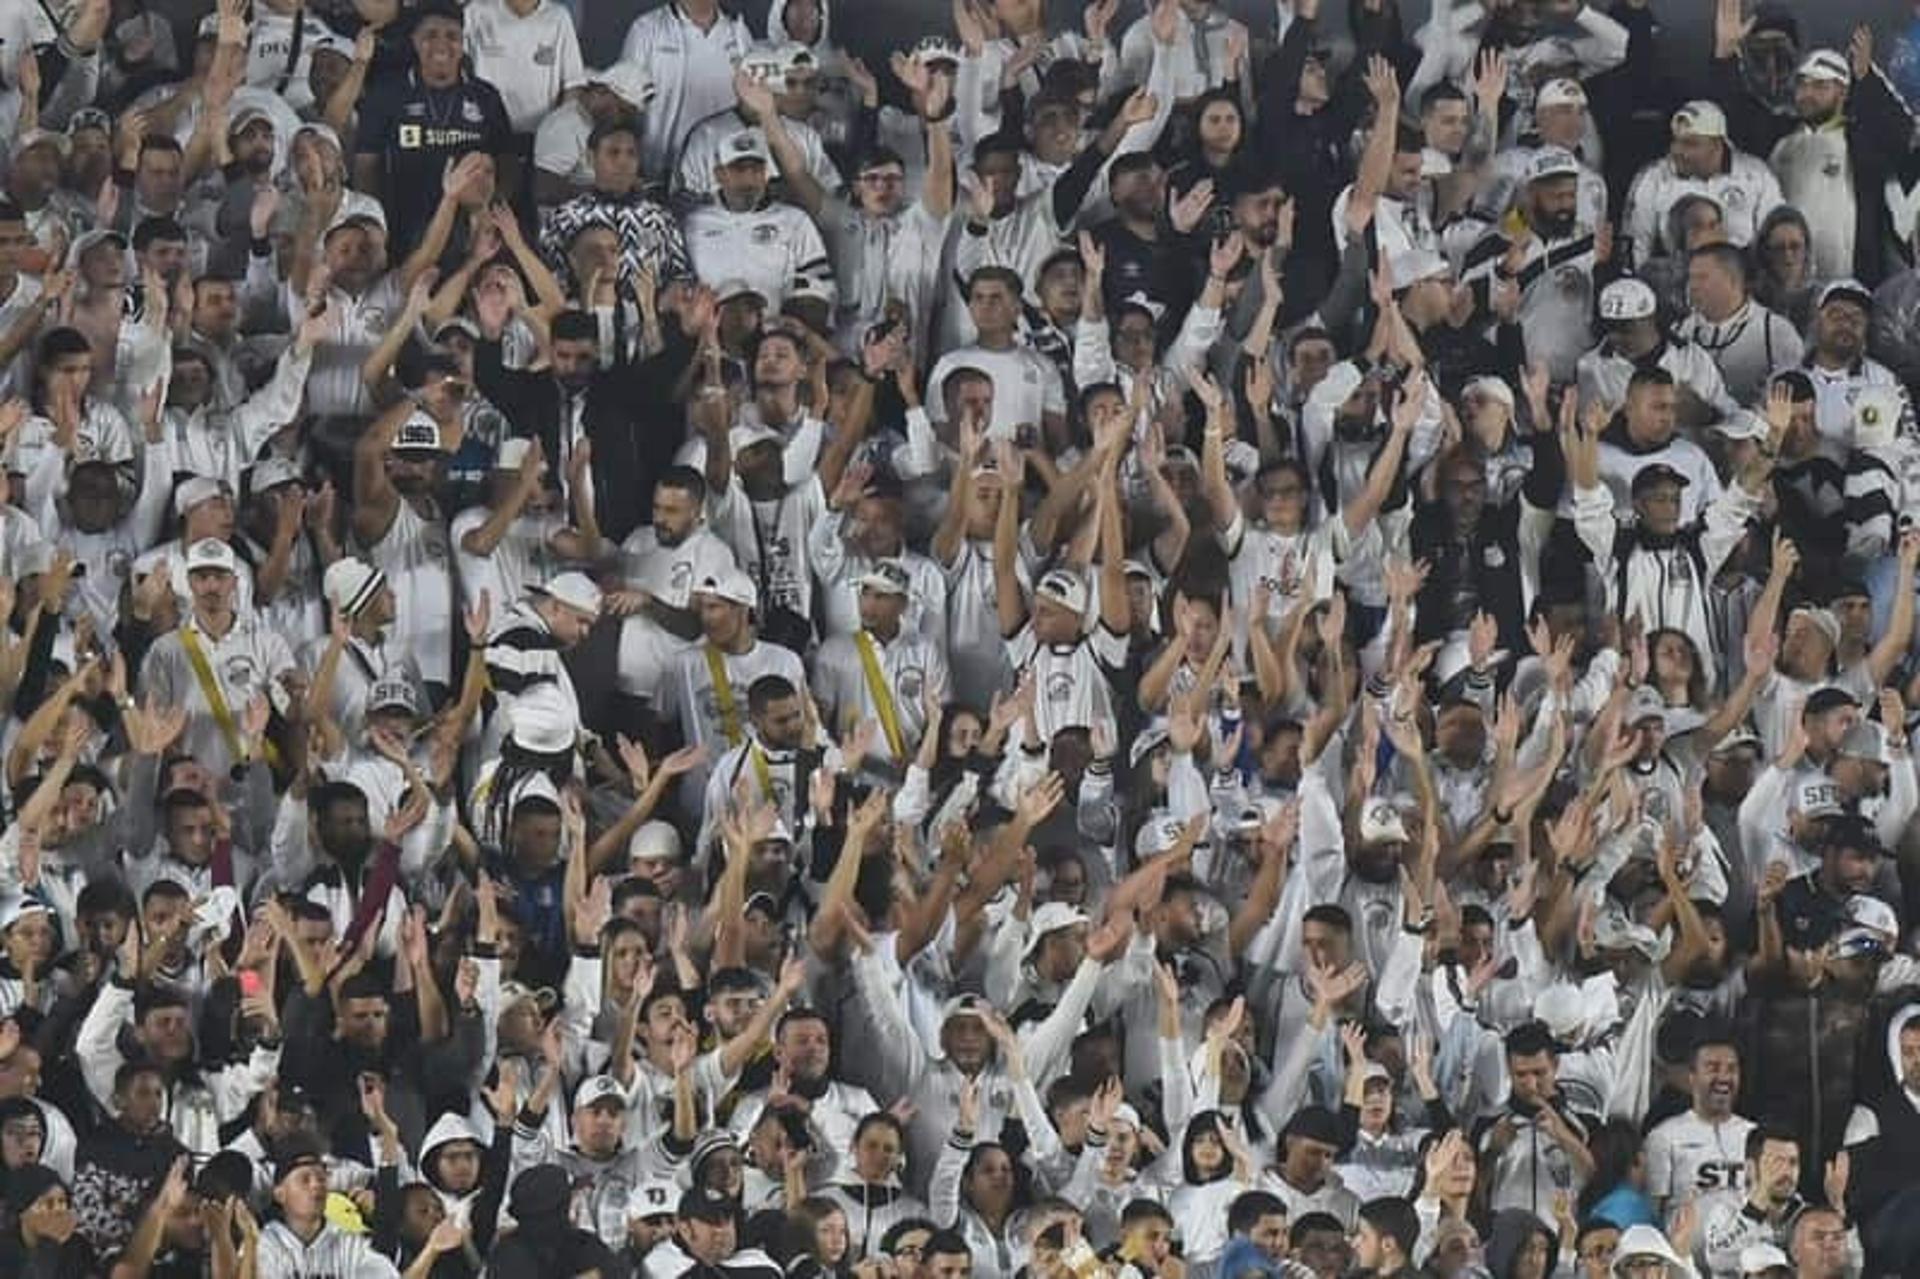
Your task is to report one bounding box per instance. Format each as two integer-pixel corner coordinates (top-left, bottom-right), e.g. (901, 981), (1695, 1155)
(621, 1), (754, 178)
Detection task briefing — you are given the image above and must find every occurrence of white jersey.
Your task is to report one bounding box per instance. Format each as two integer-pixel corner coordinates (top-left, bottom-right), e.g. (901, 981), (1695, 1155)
(300, 632), (422, 743)
(132, 540), (258, 619)
(927, 343), (1066, 439)
(659, 639), (808, 824)
(807, 516), (948, 650)
(677, 109), (842, 202)
(1577, 339), (1738, 426)
(810, 626), (949, 750)
(138, 616), (296, 779)
(1006, 620), (1126, 740)
(683, 200), (831, 312)
(940, 539), (1012, 711)
(1676, 301), (1805, 407)
(707, 475), (827, 622)
(463, 0), (586, 134)
(1594, 433), (1726, 526)
(11, 400), (135, 507)
(621, 525), (736, 609)
(450, 505), (566, 618)
(1623, 152), (1784, 264)
(1643, 1109), (1754, 1212)
(1771, 123), (1856, 281)
(255, 1220), (399, 1279)
(244, 9), (334, 113)
(1221, 513), (1343, 648)
(620, 2), (754, 178)
(361, 498), (455, 686)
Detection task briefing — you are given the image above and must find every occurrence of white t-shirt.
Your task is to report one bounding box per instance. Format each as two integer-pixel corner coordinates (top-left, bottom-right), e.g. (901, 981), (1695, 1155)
(926, 343), (1066, 440)
(463, 0), (586, 134)
(362, 499), (456, 686)
(1643, 1110), (1754, 1211)
(1006, 620), (1127, 740)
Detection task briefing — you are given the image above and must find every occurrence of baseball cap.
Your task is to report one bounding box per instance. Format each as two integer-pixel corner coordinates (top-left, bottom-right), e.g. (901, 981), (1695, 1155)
(1035, 568), (1089, 617)
(273, 1136), (328, 1184)
(629, 820), (682, 863)
(1599, 278), (1658, 322)
(1023, 902), (1090, 958)
(714, 279), (768, 308)
(433, 315), (480, 344)
(694, 567), (758, 609)
(535, 571), (604, 618)
(1129, 721), (1170, 770)
(941, 993), (992, 1025)
(1838, 721), (1891, 764)
(1796, 49), (1850, 83)
(1388, 248), (1449, 290)
(1671, 100), (1728, 139)
(574, 1075), (629, 1110)
(247, 456), (302, 495)
(1738, 1243), (1791, 1275)
(1630, 462), (1691, 496)
(628, 1176), (679, 1222)
(1835, 926), (1891, 960)
(1844, 894), (1899, 938)
(174, 476), (231, 516)
(323, 209), (383, 241)
(391, 415), (444, 455)
(1817, 278), (1873, 312)
(1535, 79), (1588, 110)
(323, 556), (387, 618)
(857, 559), (912, 597)
(679, 1187), (737, 1224)
(499, 981), (559, 1015)
(594, 61), (658, 110)
(185, 538), (238, 574)
(1360, 797), (1408, 844)
(1282, 1106), (1343, 1146)
(721, 129), (772, 167)
(1710, 727), (1762, 756)
(66, 107), (110, 136)
(1525, 146), (1581, 183)
(1134, 813), (1189, 857)
(367, 678), (421, 717)
(1712, 409), (1769, 442)
(911, 35), (962, 67)
(1626, 685), (1668, 727)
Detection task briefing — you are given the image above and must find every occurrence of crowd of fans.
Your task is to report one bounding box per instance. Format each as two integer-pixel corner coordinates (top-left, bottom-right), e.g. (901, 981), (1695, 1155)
(3, 0), (1920, 1277)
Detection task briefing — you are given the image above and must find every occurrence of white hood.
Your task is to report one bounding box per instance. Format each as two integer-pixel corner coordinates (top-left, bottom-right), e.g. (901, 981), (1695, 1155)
(766, 0), (829, 51)
(1888, 1002), (1920, 1089)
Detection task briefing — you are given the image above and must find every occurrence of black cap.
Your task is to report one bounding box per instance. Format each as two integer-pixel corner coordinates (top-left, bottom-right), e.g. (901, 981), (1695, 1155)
(1804, 686), (1861, 716)
(1827, 576), (1871, 604)
(412, 0), (465, 22)
(272, 1134), (328, 1185)
(1630, 463), (1690, 495)
(680, 1186), (738, 1224)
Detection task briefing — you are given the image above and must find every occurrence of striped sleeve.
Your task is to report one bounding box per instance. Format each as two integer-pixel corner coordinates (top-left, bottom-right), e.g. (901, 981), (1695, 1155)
(484, 625), (565, 694)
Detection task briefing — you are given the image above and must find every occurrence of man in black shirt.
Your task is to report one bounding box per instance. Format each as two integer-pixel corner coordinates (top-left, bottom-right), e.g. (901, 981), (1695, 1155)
(352, 0), (516, 258)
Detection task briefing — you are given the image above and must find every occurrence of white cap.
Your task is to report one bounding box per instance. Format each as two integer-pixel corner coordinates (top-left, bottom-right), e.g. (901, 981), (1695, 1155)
(1738, 1243), (1791, 1274)
(1359, 797), (1407, 844)
(1535, 78), (1588, 110)
(1796, 49), (1850, 84)
(715, 279), (769, 308)
(1133, 814), (1188, 858)
(629, 819), (682, 863)
(1844, 894), (1900, 937)
(247, 456), (302, 494)
(1599, 277), (1658, 321)
(392, 414), (444, 454)
(628, 1175), (680, 1221)
(185, 538), (238, 574)
(1711, 409), (1770, 442)
(174, 476), (230, 516)
(1853, 385), (1904, 449)
(1461, 375), (1515, 409)
(720, 129), (772, 167)
(367, 678), (421, 716)
(856, 559), (912, 597)
(507, 683), (579, 755)
(1023, 902), (1090, 958)
(1671, 100), (1728, 139)
(536, 571), (604, 619)
(1525, 146), (1581, 183)
(1388, 248), (1450, 290)
(595, 60), (658, 110)
(323, 556), (387, 618)
(1035, 568), (1090, 617)
(694, 567), (758, 609)
(575, 1074), (629, 1110)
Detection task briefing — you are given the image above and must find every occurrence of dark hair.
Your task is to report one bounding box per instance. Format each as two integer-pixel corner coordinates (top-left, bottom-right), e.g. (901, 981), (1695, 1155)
(338, 972), (388, 1004)
(37, 326), (92, 367)
(879, 1219), (938, 1254)
(552, 309), (597, 343)
(140, 881), (190, 908)
(0, 200), (24, 224)
(1290, 1212), (1345, 1243)
(1747, 1119), (1801, 1160)
(1577, 1120), (1646, 1217)
(311, 780), (370, 818)
(1628, 366), (1676, 391)
(1358, 1197), (1420, 1257)
(657, 465), (708, 504)
(1302, 903), (1353, 933)
(748, 674), (800, 715)
(588, 118), (641, 151)
(1121, 1199), (1172, 1229)
(1504, 1020), (1558, 1061)
(972, 132), (1024, 164)
(133, 216), (188, 250)
(1420, 82), (1467, 111)
(139, 134), (185, 159)
(77, 879), (136, 919)
(1689, 240), (1748, 285)
(924, 1230), (971, 1262)
(1228, 1190), (1286, 1236)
